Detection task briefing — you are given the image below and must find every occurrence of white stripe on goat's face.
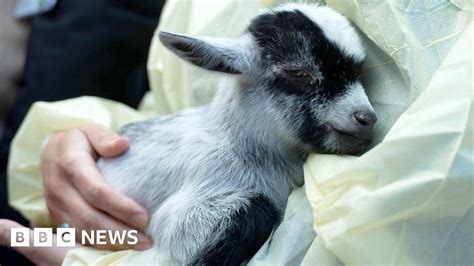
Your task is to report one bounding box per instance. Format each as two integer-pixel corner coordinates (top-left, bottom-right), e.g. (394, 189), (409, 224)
(246, 4), (376, 154)
(271, 4), (365, 61)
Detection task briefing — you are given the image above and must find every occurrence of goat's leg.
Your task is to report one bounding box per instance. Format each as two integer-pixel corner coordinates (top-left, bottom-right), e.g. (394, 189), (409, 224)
(148, 190), (280, 265)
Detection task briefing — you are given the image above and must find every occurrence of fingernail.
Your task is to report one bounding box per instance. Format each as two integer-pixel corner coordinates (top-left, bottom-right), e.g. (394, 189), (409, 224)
(107, 137), (120, 146)
(136, 235), (153, 251)
(110, 138), (128, 150)
(59, 223), (70, 228)
(130, 214), (148, 227)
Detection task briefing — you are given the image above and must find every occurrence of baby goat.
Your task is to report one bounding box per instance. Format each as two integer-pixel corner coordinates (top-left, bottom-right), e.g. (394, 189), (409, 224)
(99, 4), (376, 265)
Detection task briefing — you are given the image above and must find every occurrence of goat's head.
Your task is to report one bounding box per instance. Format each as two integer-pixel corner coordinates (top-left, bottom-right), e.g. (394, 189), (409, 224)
(159, 4), (376, 155)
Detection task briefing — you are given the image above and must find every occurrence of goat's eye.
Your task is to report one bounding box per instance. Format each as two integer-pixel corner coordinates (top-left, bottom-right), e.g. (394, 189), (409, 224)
(285, 69), (309, 78)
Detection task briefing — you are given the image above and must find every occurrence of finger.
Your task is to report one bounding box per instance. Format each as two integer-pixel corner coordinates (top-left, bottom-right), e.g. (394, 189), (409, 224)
(0, 219), (72, 266)
(30, 221), (41, 228)
(55, 186), (153, 251)
(61, 155), (149, 229)
(79, 124), (129, 157)
(43, 168), (152, 251)
(0, 219), (18, 246)
(77, 210), (153, 251)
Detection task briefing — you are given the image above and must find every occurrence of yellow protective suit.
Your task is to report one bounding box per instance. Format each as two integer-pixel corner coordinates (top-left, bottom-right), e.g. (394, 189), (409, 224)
(8, 0), (473, 265)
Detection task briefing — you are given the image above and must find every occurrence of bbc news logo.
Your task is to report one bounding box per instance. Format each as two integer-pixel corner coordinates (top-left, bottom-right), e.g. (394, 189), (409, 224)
(10, 228), (139, 247)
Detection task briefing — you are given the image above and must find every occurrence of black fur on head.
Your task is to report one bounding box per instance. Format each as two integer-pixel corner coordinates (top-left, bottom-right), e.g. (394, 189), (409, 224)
(242, 5), (375, 154)
(159, 4), (376, 155)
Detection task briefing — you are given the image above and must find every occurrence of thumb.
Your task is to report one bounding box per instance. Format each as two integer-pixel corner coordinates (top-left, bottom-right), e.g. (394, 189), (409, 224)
(79, 124), (129, 157)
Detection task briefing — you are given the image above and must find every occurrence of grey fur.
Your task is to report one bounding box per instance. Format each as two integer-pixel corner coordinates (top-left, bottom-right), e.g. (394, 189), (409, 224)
(98, 4), (376, 264)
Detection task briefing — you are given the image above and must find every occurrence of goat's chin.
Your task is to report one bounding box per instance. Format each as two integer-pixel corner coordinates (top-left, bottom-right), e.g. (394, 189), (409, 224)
(316, 131), (372, 156)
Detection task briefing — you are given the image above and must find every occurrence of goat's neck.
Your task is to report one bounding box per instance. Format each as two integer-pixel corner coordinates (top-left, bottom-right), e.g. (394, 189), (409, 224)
(208, 77), (307, 165)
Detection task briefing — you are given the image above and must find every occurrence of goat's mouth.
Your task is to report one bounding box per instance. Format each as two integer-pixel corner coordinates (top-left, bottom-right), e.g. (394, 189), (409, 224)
(328, 124), (373, 154)
(331, 127), (371, 141)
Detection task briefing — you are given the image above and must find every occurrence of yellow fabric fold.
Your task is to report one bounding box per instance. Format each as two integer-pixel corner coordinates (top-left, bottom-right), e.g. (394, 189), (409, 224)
(304, 23), (473, 265)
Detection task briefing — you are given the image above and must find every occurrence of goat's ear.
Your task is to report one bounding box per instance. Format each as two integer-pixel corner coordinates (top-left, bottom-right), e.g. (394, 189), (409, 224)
(158, 31), (250, 74)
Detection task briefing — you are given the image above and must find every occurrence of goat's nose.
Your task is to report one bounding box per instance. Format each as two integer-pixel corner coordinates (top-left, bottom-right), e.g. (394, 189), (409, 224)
(353, 110), (377, 127)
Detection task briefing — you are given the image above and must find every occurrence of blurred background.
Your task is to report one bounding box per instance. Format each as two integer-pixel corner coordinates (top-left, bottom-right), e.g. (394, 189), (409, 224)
(0, 0), (165, 264)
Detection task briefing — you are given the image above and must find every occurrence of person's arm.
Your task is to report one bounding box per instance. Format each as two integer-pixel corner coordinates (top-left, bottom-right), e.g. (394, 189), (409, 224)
(7, 96), (152, 250)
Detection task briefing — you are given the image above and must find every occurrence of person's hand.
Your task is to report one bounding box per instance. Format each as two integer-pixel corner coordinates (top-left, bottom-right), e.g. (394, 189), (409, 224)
(0, 219), (73, 266)
(40, 124), (153, 250)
